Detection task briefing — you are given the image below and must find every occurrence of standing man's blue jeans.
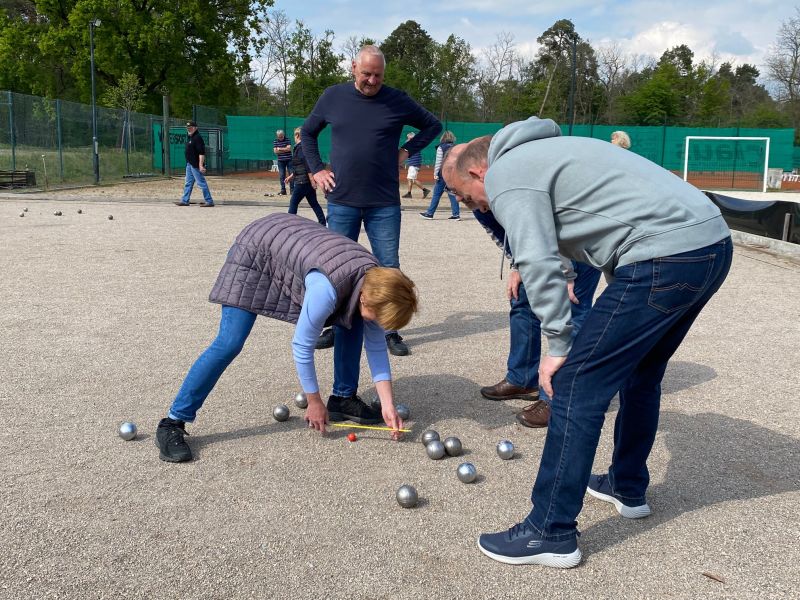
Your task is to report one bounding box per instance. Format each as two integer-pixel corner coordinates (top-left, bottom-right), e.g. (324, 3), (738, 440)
(277, 160), (293, 194)
(326, 201), (401, 397)
(181, 163), (214, 205)
(525, 238), (732, 541)
(508, 261), (601, 390)
(424, 177), (460, 217)
(168, 306), (257, 422)
(288, 182), (326, 225)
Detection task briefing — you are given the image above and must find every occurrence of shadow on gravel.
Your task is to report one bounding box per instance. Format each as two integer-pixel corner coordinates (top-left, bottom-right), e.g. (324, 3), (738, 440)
(581, 411), (800, 555)
(402, 311), (508, 347)
(662, 360), (717, 394)
(188, 417), (307, 458)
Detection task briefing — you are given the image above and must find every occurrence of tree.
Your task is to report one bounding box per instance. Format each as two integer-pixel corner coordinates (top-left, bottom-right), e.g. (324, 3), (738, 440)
(766, 8), (800, 135)
(102, 71), (146, 171)
(380, 21), (436, 105)
(0, 0), (274, 115)
(259, 9), (293, 117)
(431, 34), (476, 122)
(475, 31), (518, 121)
(287, 21), (346, 115)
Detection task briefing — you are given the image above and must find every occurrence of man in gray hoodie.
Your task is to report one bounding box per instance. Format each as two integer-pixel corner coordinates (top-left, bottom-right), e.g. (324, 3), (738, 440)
(445, 117), (732, 568)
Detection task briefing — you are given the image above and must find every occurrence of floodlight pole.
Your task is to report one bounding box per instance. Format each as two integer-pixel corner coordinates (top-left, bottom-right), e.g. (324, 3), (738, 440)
(89, 19), (101, 184)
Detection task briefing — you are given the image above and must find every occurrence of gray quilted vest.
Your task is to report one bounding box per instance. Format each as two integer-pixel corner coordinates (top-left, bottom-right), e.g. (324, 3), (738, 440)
(209, 213), (378, 328)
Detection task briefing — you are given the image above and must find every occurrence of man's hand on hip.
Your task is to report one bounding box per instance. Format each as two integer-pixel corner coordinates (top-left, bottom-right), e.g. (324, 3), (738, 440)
(313, 170), (336, 193)
(539, 354), (567, 398)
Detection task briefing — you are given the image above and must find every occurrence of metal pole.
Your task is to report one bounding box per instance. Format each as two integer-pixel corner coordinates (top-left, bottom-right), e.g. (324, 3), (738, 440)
(782, 212), (792, 242)
(162, 95), (171, 177)
(90, 20), (100, 184)
(8, 91), (16, 171)
(56, 99), (64, 181)
(567, 38), (577, 135)
(124, 111), (130, 174)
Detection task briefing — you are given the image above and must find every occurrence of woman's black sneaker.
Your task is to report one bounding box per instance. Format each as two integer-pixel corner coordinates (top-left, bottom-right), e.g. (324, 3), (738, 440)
(156, 418), (192, 462)
(316, 328), (335, 349)
(327, 394), (383, 424)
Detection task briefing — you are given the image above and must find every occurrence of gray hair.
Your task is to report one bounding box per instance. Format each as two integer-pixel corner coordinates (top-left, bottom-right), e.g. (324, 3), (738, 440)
(440, 130), (456, 144)
(356, 45), (386, 67)
(611, 131), (631, 149)
(276, 129), (285, 136)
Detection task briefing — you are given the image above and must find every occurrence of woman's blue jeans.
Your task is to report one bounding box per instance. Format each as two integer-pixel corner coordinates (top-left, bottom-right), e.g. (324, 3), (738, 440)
(288, 182), (326, 225)
(168, 306), (257, 422)
(524, 238), (733, 540)
(326, 201), (401, 397)
(424, 177), (460, 217)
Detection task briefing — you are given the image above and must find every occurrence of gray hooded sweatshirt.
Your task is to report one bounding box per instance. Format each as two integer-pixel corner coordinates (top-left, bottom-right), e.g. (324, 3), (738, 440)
(486, 117), (730, 356)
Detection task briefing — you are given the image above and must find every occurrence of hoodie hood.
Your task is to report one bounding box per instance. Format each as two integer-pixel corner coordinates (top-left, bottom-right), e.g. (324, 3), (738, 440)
(488, 117), (562, 166)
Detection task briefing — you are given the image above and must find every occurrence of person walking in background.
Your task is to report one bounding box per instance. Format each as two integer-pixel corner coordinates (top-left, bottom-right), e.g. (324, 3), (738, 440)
(273, 129), (294, 195)
(301, 44), (441, 373)
(175, 121), (214, 207)
(285, 127), (326, 226)
(402, 132), (430, 199)
(419, 130), (460, 220)
(611, 130), (631, 149)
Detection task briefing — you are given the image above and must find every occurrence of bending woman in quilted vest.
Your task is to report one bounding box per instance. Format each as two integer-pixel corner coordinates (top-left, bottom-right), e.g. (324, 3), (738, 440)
(155, 213), (418, 463)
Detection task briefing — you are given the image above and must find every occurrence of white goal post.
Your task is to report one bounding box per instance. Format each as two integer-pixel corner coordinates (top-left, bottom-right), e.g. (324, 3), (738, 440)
(683, 136), (771, 193)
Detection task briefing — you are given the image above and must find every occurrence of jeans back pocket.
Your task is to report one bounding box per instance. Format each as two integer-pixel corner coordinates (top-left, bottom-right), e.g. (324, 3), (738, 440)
(648, 254), (715, 314)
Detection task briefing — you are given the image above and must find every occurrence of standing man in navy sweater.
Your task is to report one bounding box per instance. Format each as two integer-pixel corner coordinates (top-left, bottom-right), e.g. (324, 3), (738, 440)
(301, 45), (440, 420)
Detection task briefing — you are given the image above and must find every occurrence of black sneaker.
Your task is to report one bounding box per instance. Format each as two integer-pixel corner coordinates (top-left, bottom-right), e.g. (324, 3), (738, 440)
(422, 188), (430, 198)
(156, 418), (192, 462)
(316, 327), (335, 349)
(327, 394), (383, 424)
(386, 332), (409, 356)
(448, 215), (461, 221)
(419, 212), (434, 220)
(402, 192), (412, 199)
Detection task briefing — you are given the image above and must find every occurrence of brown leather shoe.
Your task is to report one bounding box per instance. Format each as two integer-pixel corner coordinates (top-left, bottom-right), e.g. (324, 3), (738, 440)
(516, 401), (551, 428)
(480, 379), (539, 401)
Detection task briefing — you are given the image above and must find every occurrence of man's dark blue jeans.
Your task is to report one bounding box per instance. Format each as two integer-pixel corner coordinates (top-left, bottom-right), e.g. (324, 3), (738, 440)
(525, 237), (733, 540)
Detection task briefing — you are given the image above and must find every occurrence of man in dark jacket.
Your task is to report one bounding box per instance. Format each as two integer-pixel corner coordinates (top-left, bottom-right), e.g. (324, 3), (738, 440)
(155, 213), (418, 463)
(285, 127), (326, 225)
(175, 121), (214, 207)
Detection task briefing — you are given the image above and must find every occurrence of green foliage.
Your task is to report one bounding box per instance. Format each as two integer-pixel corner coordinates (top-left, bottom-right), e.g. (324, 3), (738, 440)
(0, 0), (273, 114)
(380, 20), (436, 105)
(286, 22), (346, 115)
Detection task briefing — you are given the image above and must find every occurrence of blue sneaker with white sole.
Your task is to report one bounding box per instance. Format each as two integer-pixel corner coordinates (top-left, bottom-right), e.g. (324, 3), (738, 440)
(477, 522), (581, 568)
(586, 474), (651, 519)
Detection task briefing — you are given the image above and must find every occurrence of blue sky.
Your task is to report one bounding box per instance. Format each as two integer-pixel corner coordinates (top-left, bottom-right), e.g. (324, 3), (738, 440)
(271, 0), (792, 75)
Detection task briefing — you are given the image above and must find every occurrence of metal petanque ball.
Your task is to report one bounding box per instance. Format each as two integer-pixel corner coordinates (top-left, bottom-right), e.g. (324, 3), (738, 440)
(108, 215), (114, 220)
(425, 440), (446, 460)
(443, 436), (463, 457)
(421, 429), (440, 445)
(23, 207), (28, 212)
(456, 462), (477, 483)
(293, 392), (308, 409)
(272, 404), (290, 422)
(497, 440), (515, 460)
(118, 422), (137, 441)
(19, 212), (24, 217)
(396, 484), (418, 508)
(395, 403), (411, 420)
(77, 209), (83, 214)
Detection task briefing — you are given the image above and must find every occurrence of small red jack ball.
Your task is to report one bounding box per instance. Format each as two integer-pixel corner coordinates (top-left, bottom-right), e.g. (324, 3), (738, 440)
(347, 433), (357, 442)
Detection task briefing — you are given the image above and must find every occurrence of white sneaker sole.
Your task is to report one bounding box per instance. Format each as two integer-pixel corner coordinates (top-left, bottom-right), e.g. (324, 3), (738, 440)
(586, 486), (651, 519)
(477, 539), (582, 568)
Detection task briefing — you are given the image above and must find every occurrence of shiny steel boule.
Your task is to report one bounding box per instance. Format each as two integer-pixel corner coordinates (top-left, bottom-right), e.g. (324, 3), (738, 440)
(294, 392), (308, 409)
(272, 404), (290, 422)
(395, 403), (411, 420)
(425, 440), (446, 460)
(456, 462), (477, 483)
(118, 422), (137, 441)
(443, 436), (463, 456)
(421, 429), (440, 445)
(496, 440), (515, 460)
(396, 484), (418, 508)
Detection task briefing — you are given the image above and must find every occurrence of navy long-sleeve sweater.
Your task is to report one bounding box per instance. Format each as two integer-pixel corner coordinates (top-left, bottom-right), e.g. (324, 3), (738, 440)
(301, 82), (441, 207)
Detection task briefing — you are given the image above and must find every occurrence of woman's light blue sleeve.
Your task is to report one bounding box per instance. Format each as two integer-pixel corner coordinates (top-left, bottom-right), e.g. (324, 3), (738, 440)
(363, 320), (391, 383)
(292, 271), (336, 393)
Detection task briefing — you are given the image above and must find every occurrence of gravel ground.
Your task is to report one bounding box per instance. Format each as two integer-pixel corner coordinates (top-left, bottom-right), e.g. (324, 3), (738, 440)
(1, 178), (799, 600)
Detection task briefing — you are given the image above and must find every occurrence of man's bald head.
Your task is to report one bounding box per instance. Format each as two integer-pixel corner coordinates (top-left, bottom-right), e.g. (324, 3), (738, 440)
(441, 143), (466, 190)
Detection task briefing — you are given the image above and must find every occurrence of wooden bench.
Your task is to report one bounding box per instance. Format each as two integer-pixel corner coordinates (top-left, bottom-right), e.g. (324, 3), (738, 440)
(0, 170), (37, 189)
